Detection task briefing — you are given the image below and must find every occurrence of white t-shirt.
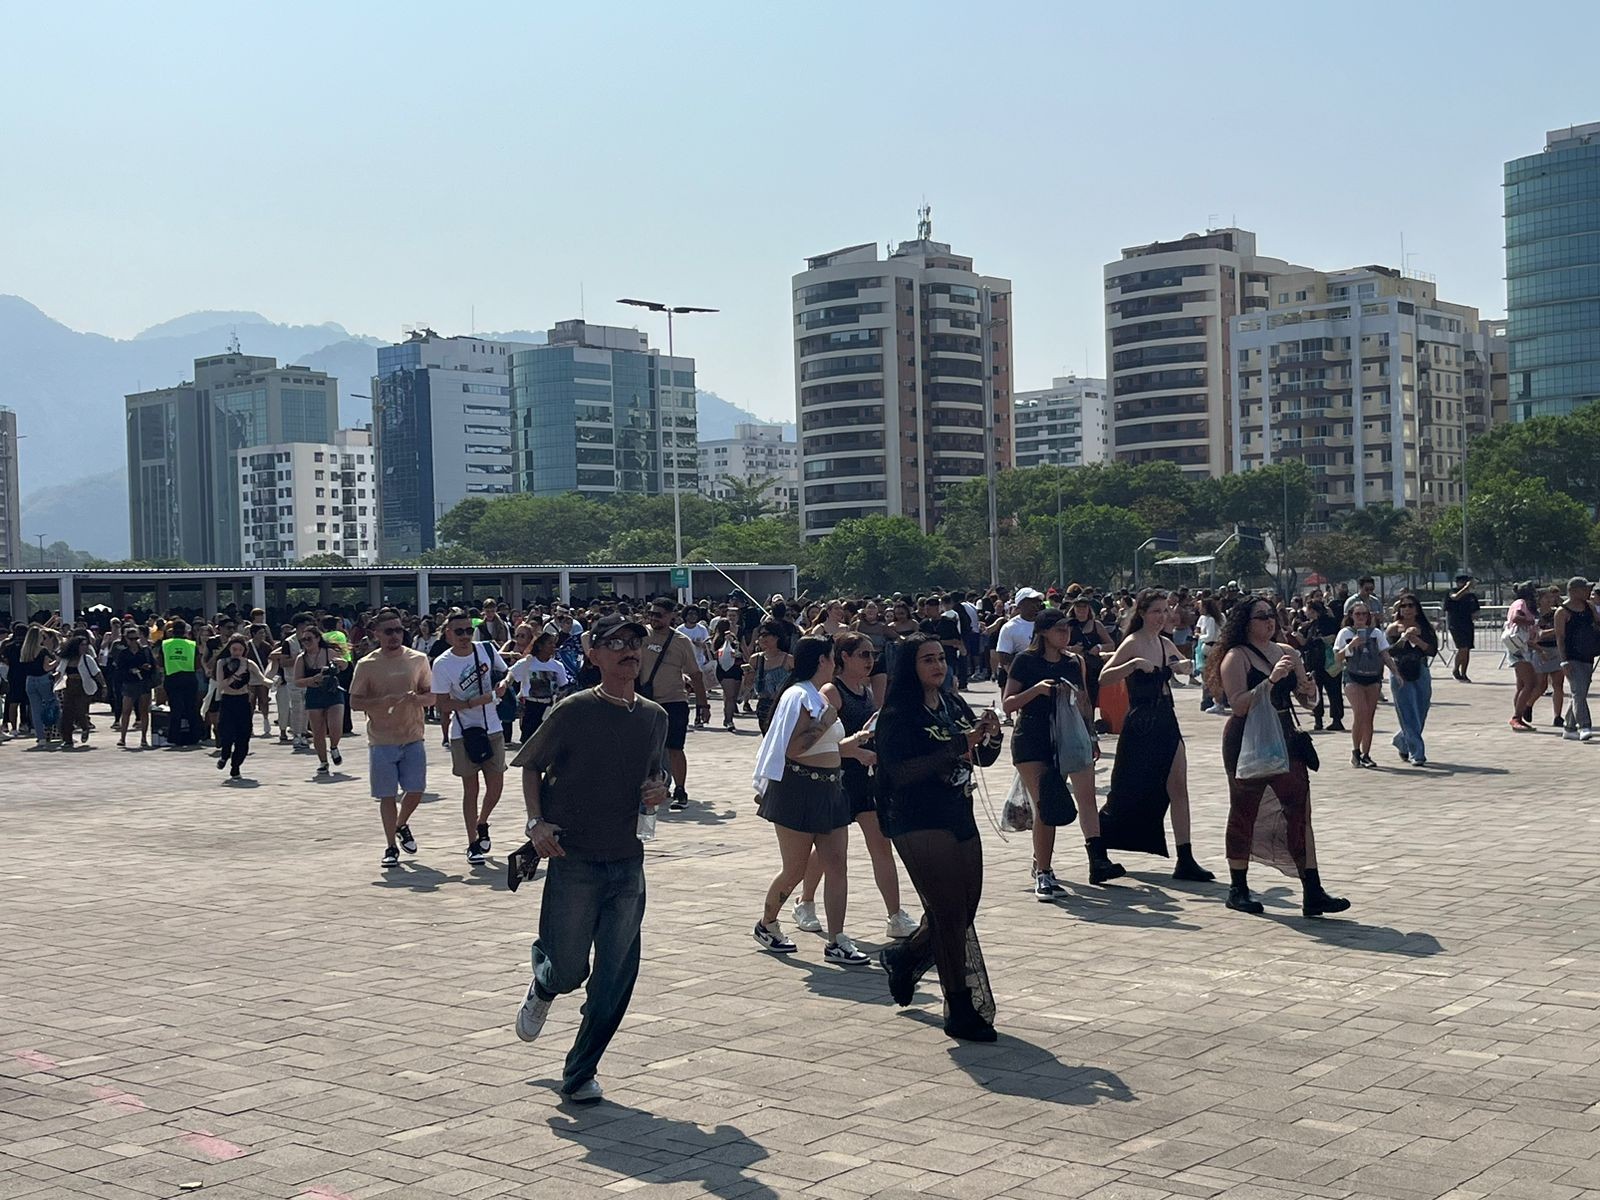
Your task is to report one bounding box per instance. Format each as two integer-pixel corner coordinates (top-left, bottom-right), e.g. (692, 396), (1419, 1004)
(432, 645), (509, 737)
(996, 616), (1035, 657)
(960, 601), (980, 632)
(510, 655), (570, 703)
(1333, 626), (1389, 676)
(1196, 614), (1219, 645)
(680, 622), (712, 668)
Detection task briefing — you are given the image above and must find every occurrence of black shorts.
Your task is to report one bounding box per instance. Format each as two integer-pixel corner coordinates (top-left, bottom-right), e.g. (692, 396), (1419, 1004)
(1010, 720), (1053, 766)
(662, 700), (690, 750)
(1346, 671), (1382, 688)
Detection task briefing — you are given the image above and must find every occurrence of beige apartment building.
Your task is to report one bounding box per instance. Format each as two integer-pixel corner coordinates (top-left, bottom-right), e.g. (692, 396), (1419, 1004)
(1229, 266), (1496, 531)
(793, 218), (1013, 539)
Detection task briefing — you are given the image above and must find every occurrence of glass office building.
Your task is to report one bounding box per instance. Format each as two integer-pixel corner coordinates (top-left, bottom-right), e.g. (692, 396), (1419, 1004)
(1504, 123), (1600, 420)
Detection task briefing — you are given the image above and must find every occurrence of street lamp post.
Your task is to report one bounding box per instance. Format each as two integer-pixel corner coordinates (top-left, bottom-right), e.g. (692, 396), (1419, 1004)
(1133, 536), (1159, 589)
(980, 287), (1007, 588)
(618, 298), (718, 603)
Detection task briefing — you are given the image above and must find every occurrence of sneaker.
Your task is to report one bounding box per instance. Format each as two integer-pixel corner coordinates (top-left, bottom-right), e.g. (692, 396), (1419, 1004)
(230, 766), (240, 779)
(216, 754), (228, 770)
(476, 822), (491, 852)
(1350, 749), (1362, 769)
(1581, 729), (1595, 742)
(1563, 728), (1582, 741)
(381, 846), (400, 868)
(397, 824), (417, 854)
(752, 920), (796, 953)
(330, 748), (342, 766)
(824, 935), (870, 966)
(467, 843), (486, 865)
(515, 982), (552, 1042)
(792, 900), (822, 932)
(317, 762), (330, 775)
(885, 910), (920, 939)
(669, 790), (689, 812)
(565, 1077), (604, 1105)
(1359, 752), (1376, 768)
(1034, 869), (1063, 901)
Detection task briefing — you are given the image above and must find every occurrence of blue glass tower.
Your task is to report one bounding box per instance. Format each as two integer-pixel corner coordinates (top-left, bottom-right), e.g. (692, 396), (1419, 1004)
(1504, 123), (1600, 420)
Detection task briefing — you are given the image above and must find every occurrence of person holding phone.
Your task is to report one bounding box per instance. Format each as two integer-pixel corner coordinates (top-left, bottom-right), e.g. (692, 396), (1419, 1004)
(294, 627), (347, 775)
(1334, 602), (1395, 768)
(213, 635), (268, 778)
(511, 612), (669, 1106)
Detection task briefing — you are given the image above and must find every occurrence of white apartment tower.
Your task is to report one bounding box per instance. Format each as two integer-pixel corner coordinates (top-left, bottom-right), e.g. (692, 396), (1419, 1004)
(1013, 377), (1110, 468)
(1230, 266), (1491, 529)
(793, 216), (1013, 539)
(1104, 228), (1302, 477)
(698, 423), (799, 510)
(238, 428), (377, 567)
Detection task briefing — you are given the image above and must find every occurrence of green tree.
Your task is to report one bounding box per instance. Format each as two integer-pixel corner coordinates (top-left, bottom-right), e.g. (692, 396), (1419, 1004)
(694, 515), (804, 566)
(1298, 533), (1371, 590)
(1466, 402), (1600, 516)
(713, 474), (785, 523)
(599, 527), (675, 563)
(1430, 473), (1599, 578)
(436, 497), (489, 546)
(297, 552), (353, 568)
(1051, 503), (1152, 589)
(1338, 505), (1411, 563)
(804, 516), (960, 595)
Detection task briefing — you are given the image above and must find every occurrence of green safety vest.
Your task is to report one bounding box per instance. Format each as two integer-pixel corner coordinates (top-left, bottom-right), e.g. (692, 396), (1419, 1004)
(162, 638), (196, 674)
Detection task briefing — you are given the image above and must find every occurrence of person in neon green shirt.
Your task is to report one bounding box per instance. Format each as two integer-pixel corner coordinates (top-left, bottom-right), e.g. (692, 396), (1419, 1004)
(160, 619), (202, 745)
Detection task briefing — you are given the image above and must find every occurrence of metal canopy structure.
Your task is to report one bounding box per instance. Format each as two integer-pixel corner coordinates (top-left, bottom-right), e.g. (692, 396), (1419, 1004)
(0, 562), (799, 621)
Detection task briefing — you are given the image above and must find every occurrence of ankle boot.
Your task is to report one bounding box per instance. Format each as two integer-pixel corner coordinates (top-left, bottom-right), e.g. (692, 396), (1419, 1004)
(1085, 837), (1125, 885)
(1300, 868), (1351, 918)
(1172, 843), (1215, 882)
(942, 993), (997, 1043)
(1226, 868), (1264, 913)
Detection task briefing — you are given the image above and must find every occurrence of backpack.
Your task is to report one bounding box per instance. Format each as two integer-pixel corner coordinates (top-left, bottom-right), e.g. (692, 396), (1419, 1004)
(1345, 631), (1383, 677)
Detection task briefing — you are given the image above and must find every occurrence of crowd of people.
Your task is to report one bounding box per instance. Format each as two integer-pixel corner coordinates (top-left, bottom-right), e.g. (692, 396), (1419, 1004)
(3, 569), (1596, 1102)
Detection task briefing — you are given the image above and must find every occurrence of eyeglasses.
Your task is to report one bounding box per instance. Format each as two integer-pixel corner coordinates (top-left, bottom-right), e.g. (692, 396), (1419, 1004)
(598, 635), (643, 651)
(377, 626), (404, 636)
(851, 649), (876, 659)
(449, 627), (474, 637)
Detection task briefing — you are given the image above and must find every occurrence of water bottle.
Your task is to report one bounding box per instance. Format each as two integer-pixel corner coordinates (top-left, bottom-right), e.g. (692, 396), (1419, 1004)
(637, 801), (658, 842)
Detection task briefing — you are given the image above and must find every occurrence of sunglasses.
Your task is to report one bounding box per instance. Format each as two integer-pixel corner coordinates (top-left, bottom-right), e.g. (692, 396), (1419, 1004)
(851, 649), (876, 659)
(377, 626), (404, 636)
(1250, 613), (1275, 622)
(449, 627), (474, 637)
(598, 635), (643, 651)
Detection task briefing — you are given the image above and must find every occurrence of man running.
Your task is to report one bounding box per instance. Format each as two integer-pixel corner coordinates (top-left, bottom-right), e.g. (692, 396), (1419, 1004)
(432, 608), (509, 864)
(349, 607), (435, 868)
(640, 598), (710, 811)
(513, 611), (669, 1105)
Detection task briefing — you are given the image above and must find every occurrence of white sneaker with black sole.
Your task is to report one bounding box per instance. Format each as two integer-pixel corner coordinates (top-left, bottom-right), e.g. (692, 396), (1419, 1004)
(516, 982), (552, 1042)
(753, 920), (796, 953)
(824, 935), (870, 966)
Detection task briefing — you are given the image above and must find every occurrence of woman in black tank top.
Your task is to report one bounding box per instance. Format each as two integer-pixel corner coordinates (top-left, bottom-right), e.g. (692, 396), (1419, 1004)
(1205, 597), (1350, 921)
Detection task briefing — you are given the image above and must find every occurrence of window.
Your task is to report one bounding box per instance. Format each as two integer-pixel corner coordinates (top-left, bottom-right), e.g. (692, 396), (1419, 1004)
(313, 452), (324, 462)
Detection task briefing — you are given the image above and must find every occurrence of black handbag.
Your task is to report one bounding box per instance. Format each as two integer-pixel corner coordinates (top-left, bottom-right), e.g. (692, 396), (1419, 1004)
(636, 636), (670, 701)
(1038, 769), (1078, 826)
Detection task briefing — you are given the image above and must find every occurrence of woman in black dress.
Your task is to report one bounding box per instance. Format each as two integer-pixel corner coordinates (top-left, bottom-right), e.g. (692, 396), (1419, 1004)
(112, 626), (156, 748)
(876, 634), (1003, 1042)
(1208, 598), (1349, 918)
(1002, 608), (1123, 894)
(1096, 590), (1213, 882)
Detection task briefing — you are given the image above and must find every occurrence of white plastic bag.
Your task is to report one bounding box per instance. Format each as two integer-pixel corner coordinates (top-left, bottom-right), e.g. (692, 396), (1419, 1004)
(1235, 680), (1289, 779)
(1001, 774), (1034, 832)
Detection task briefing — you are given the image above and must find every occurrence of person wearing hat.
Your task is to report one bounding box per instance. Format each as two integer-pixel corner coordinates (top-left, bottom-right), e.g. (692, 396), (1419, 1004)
(1555, 576), (1599, 741)
(993, 589), (1044, 719)
(1441, 574), (1481, 682)
(512, 611), (670, 1104)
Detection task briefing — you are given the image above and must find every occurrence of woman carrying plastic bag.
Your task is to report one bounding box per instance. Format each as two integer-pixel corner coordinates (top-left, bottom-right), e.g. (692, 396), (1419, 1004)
(1207, 597), (1349, 920)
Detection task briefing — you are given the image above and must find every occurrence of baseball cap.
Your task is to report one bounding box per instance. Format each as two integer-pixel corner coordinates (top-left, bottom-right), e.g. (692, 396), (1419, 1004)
(1015, 587), (1045, 602)
(1570, 576), (1594, 590)
(1454, 572), (1473, 583)
(590, 612), (647, 642)
(1034, 608), (1069, 632)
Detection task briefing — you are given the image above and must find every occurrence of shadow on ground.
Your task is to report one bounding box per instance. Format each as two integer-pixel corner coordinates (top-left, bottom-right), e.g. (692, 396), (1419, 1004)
(548, 1101), (780, 1199)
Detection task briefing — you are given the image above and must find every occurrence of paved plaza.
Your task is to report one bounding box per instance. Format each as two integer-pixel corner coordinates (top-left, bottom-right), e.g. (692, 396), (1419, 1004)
(3, 669), (1599, 1200)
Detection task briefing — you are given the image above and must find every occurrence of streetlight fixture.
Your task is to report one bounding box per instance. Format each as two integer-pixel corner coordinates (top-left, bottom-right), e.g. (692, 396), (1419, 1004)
(1133, 536), (1159, 589)
(617, 298), (718, 601)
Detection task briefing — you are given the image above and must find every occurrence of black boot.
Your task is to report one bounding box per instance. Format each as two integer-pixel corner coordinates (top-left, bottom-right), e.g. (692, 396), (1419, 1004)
(942, 993), (997, 1043)
(1225, 867), (1264, 914)
(878, 946), (915, 1008)
(1085, 836), (1125, 885)
(1172, 842), (1215, 882)
(1300, 868), (1351, 918)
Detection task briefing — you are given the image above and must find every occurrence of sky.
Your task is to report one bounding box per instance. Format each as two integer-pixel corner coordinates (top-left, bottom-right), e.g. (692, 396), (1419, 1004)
(4, 1), (1599, 425)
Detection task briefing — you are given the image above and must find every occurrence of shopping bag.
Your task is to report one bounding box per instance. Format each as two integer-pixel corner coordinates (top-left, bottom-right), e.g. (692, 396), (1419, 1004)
(1001, 774), (1034, 832)
(1235, 681), (1290, 779)
(1052, 685), (1094, 775)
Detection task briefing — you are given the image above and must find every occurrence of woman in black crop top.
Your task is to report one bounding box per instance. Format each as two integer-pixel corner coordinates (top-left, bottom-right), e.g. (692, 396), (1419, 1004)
(1207, 598), (1349, 920)
(876, 635), (1003, 1042)
(1097, 590), (1213, 884)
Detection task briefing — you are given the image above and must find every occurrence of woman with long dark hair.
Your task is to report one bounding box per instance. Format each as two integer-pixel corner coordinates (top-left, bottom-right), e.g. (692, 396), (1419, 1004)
(1003, 608), (1122, 894)
(293, 626), (346, 774)
(1386, 593), (1439, 765)
(1097, 590), (1213, 881)
(1207, 598), (1348, 918)
(1504, 581), (1541, 732)
(745, 621), (793, 734)
(876, 634), (1004, 1042)
(57, 635), (104, 747)
(1530, 586), (1567, 728)
(750, 635), (873, 965)
(214, 635), (268, 778)
(112, 625), (156, 748)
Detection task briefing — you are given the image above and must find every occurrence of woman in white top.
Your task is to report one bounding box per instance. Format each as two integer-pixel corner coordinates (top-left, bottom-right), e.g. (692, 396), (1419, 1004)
(508, 630), (570, 742)
(749, 635), (874, 965)
(1503, 581), (1541, 732)
(1333, 602), (1395, 768)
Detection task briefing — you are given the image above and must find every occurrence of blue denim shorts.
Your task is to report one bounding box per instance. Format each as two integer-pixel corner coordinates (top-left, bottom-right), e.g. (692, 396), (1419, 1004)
(369, 739), (427, 799)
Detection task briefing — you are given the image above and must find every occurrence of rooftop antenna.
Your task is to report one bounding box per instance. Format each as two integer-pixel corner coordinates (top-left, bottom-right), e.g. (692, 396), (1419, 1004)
(1206, 213), (1219, 231)
(917, 200), (933, 241)
(227, 327), (241, 354)
(580, 282), (586, 321)
(471, 304), (475, 335)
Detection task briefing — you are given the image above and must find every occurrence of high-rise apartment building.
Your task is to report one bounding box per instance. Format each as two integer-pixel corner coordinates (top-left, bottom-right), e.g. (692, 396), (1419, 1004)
(1105, 228), (1302, 477)
(1013, 377), (1110, 468)
(507, 320), (696, 498)
(372, 330), (530, 561)
(0, 407), (21, 569)
(237, 428), (376, 567)
(125, 354), (337, 564)
(698, 423), (799, 510)
(792, 221), (1013, 539)
(1504, 123), (1600, 420)
(1230, 266), (1489, 530)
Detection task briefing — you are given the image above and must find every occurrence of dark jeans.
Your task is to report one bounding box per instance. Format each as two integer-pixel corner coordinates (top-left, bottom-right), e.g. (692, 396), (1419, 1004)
(531, 855), (646, 1093)
(164, 672), (202, 745)
(1312, 665), (1344, 727)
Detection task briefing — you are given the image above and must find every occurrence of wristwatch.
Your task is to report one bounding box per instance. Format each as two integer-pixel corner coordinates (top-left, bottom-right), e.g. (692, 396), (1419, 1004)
(525, 817), (544, 835)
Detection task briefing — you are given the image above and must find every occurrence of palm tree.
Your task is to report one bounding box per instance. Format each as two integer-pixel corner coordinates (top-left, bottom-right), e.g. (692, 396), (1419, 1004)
(715, 473), (785, 523)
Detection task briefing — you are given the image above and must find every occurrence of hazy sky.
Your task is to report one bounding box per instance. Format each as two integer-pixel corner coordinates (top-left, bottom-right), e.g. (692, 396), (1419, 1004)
(5, 1), (1598, 423)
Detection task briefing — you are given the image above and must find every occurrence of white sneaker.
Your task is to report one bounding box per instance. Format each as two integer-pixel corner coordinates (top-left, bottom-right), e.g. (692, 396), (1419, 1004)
(1563, 728), (1582, 741)
(792, 900), (822, 933)
(885, 910), (919, 939)
(515, 982), (552, 1042)
(1581, 728), (1595, 742)
(565, 1077), (604, 1105)
(824, 934), (870, 965)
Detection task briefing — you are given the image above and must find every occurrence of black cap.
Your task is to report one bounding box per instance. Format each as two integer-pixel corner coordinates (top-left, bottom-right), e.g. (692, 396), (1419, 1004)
(1454, 573), (1472, 583)
(1034, 608), (1069, 632)
(590, 612), (647, 643)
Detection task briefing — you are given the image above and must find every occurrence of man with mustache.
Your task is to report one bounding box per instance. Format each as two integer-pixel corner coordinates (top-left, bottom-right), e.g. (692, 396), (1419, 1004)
(511, 611), (669, 1105)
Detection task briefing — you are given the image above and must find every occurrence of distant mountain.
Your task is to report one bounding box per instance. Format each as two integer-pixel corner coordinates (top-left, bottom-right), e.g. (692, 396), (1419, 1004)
(19, 469), (129, 561)
(696, 389), (794, 441)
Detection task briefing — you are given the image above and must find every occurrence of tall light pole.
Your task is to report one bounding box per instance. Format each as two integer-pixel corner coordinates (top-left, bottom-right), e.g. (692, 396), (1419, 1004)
(1459, 394), (1471, 574)
(980, 287), (1007, 588)
(618, 298), (717, 602)
(35, 533), (46, 569)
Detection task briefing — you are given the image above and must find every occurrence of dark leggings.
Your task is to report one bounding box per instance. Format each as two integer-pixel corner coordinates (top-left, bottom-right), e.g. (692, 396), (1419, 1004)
(216, 695), (253, 770)
(1312, 665), (1344, 727)
(886, 828), (994, 1024)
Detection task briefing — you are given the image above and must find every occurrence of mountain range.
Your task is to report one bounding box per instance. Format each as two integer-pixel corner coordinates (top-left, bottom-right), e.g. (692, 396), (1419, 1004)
(0, 298), (790, 559)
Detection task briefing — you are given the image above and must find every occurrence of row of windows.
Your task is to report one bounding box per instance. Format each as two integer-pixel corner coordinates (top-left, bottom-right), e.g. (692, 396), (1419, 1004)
(796, 303), (884, 330)
(1506, 298), (1600, 339)
(1112, 343), (1207, 371)
(800, 353), (883, 382)
(1505, 164), (1600, 210)
(1503, 198), (1600, 248)
(1113, 367), (1208, 395)
(1506, 232), (1600, 277)
(796, 277), (883, 305)
(1507, 264), (1600, 306)
(1107, 264), (1211, 295)
(1510, 361), (1600, 400)
(1506, 330), (1600, 371)
(1111, 316), (1206, 346)
(1108, 290), (1211, 320)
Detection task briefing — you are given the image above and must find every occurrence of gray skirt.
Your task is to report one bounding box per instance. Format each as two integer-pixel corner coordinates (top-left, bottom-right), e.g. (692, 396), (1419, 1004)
(757, 762), (851, 834)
